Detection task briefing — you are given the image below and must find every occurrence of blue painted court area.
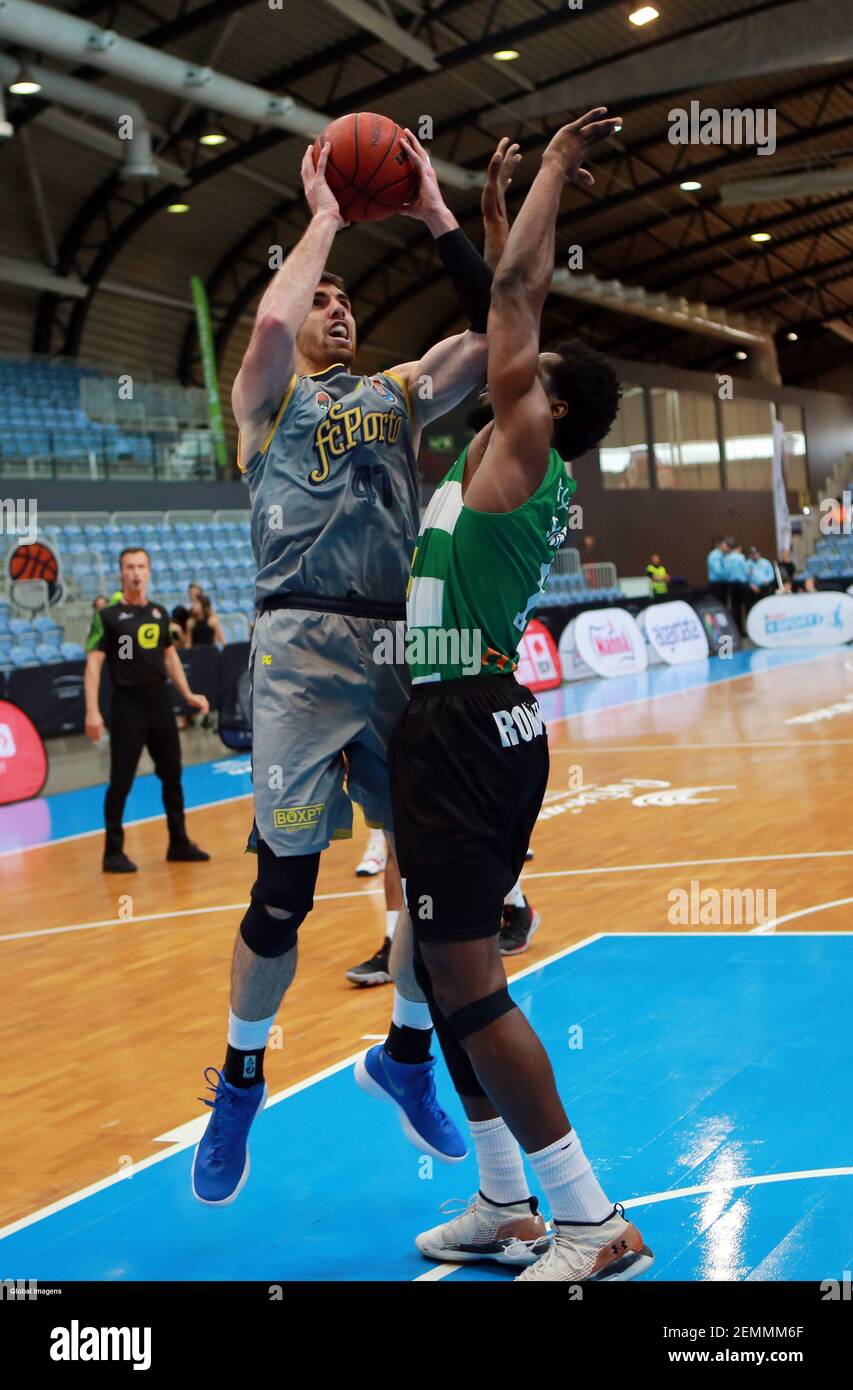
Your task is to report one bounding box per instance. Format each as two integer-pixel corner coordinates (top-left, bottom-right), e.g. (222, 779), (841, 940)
(0, 647), (831, 853)
(2, 933), (851, 1282)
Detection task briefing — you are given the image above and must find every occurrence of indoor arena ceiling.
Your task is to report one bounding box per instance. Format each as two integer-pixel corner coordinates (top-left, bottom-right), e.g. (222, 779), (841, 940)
(1, 0), (853, 390)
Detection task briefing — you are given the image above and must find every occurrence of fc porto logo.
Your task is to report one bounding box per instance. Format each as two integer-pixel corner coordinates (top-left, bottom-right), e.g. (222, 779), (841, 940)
(367, 376), (396, 405)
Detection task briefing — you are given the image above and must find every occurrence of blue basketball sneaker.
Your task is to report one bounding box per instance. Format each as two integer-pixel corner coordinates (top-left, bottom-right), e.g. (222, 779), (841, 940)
(191, 1067), (267, 1205)
(354, 1045), (468, 1162)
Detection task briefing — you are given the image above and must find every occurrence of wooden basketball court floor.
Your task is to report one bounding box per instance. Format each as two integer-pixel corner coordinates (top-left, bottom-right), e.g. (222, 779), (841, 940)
(1, 645), (852, 1281)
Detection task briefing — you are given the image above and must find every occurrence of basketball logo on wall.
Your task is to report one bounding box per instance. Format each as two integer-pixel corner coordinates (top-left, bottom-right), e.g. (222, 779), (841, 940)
(6, 539), (64, 607)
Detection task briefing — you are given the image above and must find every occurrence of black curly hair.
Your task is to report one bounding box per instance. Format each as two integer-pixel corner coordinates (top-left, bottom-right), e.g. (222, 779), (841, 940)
(544, 339), (622, 461)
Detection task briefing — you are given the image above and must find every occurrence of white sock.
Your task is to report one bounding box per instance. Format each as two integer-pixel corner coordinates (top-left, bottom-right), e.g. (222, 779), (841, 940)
(392, 988), (432, 1031)
(227, 1008), (277, 1052)
(386, 909), (399, 941)
(470, 1117), (530, 1206)
(526, 1131), (613, 1224)
(503, 879), (526, 909)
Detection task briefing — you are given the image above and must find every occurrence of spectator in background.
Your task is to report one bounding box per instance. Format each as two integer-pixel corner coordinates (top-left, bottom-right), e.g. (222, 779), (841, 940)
(746, 546), (775, 608)
(804, 575), (819, 593)
(646, 553), (670, 596)
(582, 534), (597, 560)
(778, 548), (796, 588)
(93, 595), (109, 611)
(706, 536), (729, 603)
(170, 604), (190, 648)
(188, 582), (203, 607)
(187, 591), (226, 648)
(723, 540), (749, 631)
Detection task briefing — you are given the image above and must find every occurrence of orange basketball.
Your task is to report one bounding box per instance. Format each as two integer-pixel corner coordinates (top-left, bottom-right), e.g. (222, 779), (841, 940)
(313, 112), (418, 223)
(9, 541), (59, 583)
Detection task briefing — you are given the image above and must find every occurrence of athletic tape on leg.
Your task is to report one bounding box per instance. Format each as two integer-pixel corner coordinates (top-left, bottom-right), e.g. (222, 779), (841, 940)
(447, 987), (516, 1041)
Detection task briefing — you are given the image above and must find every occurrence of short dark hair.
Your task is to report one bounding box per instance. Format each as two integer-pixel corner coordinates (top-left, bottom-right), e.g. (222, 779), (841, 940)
(119, 546), (150, 566)
(546, 340), (622, 461)
(319, 272), (347, 294)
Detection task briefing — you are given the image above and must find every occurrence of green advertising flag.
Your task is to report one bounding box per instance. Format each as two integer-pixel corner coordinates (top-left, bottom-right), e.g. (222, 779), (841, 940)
(191, 275), (229, 476)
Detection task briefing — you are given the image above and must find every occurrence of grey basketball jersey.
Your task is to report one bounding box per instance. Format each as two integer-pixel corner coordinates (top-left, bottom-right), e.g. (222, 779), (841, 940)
(241, 363), (420, 610)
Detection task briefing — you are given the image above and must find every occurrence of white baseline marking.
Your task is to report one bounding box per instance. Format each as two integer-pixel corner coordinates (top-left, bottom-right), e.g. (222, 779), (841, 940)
(547, 650), (836, 727)
(0, 790), (253, 860)
(415, 1166), (853, 1282)
(749, 895), (853, 935)
(5, 853), (853, 945)
(0, 933), (602, 1239)
(551, 740), (853, 752)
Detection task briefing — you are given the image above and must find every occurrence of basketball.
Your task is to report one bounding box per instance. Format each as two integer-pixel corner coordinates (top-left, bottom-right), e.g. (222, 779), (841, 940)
(8, 541), (59, 584)
(312, 112), (418, 223)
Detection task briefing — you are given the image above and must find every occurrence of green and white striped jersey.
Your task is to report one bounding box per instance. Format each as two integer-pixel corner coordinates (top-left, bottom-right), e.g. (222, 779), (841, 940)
(406, 443), (576, 683)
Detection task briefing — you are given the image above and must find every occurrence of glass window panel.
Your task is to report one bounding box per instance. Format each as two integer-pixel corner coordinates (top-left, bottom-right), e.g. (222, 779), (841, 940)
(651, 388), (721, 490)
(599, 384), (649, 489)
(779, 402), (808, 493)
(722, 397), (774, 490)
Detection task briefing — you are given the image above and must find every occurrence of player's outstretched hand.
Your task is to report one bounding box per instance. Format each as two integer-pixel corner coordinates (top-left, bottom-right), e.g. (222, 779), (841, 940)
(301, 143), (349, 229)
(482, 137), (522, 227)
(543, 108), (623, 187)
(398, 128), (454, 235)
(482, 136), (522, 268)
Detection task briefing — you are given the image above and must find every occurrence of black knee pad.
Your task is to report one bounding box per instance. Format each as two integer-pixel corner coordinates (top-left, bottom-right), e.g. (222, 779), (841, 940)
(240, 844), (320, 958)
(413, 945), (487, 1100)
(447, 987), (516, 1041)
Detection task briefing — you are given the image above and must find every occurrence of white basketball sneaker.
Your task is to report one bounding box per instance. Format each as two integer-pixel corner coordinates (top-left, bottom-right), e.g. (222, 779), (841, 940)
(416, 1192), (552, 1266)
(356, 830), (387, 877)
(515, 1205), (653, 1282)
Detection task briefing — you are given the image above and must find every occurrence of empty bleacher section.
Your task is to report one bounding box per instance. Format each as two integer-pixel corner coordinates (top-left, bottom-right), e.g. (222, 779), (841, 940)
(0, 357), (217, 480)
(537, 548), (625, 608)
(0, 510), (253, 672)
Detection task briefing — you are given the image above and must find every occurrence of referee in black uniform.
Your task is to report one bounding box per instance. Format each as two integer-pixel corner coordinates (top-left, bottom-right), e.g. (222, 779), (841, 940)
(85, 547), (211, 873)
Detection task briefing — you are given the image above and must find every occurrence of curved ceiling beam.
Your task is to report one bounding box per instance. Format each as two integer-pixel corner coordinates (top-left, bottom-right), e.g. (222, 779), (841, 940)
(349, 99), (853, 346)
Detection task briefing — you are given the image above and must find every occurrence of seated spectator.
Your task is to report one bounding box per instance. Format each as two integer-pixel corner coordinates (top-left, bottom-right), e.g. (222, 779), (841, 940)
(646, 553), (670, 596)
(803, 575), (819, 593)
(187, 592), (226, 648)
(746, 546), (775, 607)
(170, 604), (190, 648)
(777, 548), (796, 585)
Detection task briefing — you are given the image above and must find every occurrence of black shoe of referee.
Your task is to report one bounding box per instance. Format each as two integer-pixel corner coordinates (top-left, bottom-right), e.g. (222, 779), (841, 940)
(167, 839), (210, 863)
(103, 851), (138, 874)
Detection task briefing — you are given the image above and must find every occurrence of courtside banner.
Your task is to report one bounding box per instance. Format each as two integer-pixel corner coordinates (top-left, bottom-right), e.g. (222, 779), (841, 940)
(0, 699), (48, 805)
(573, 607), (648, 677)
(557, 618), (597, 683)
(639, 600), (710, 665)
(693, 597), (742, 656)
(747, 591), (853, 647)
(515, 618), (562, 691)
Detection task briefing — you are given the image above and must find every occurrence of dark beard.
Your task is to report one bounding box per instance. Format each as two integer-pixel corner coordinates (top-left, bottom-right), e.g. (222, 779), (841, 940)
(466, 401), (493, 432)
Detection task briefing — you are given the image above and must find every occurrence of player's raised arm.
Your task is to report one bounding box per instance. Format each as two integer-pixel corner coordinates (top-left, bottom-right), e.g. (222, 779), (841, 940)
(232, 143), (347, 439)
(475, 108), (622, 504)
(389, 129), (494, 429)
(482, 137), (522, 271)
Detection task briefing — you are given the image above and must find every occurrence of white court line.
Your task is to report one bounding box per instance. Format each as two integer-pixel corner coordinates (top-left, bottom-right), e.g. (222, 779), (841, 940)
(0, 932), (603, 1240)
(749, 895), (853, 935)
(547, 650), (836, 727)
(1, 651), (834, 861)
(415, 1165), (853, 1282)
(551, 740), (853, 752)
(0, 885), (384, 944)
(6, 851), (853, 946)
(0, 789), (253, 860)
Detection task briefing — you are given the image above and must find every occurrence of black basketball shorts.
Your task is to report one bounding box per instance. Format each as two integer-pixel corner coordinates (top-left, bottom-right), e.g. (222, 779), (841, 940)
(388, 673), (549, 943)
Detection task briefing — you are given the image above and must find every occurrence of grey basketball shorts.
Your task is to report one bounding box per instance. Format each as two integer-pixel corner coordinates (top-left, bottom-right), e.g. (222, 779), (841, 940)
(250, 606), (410, 857)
